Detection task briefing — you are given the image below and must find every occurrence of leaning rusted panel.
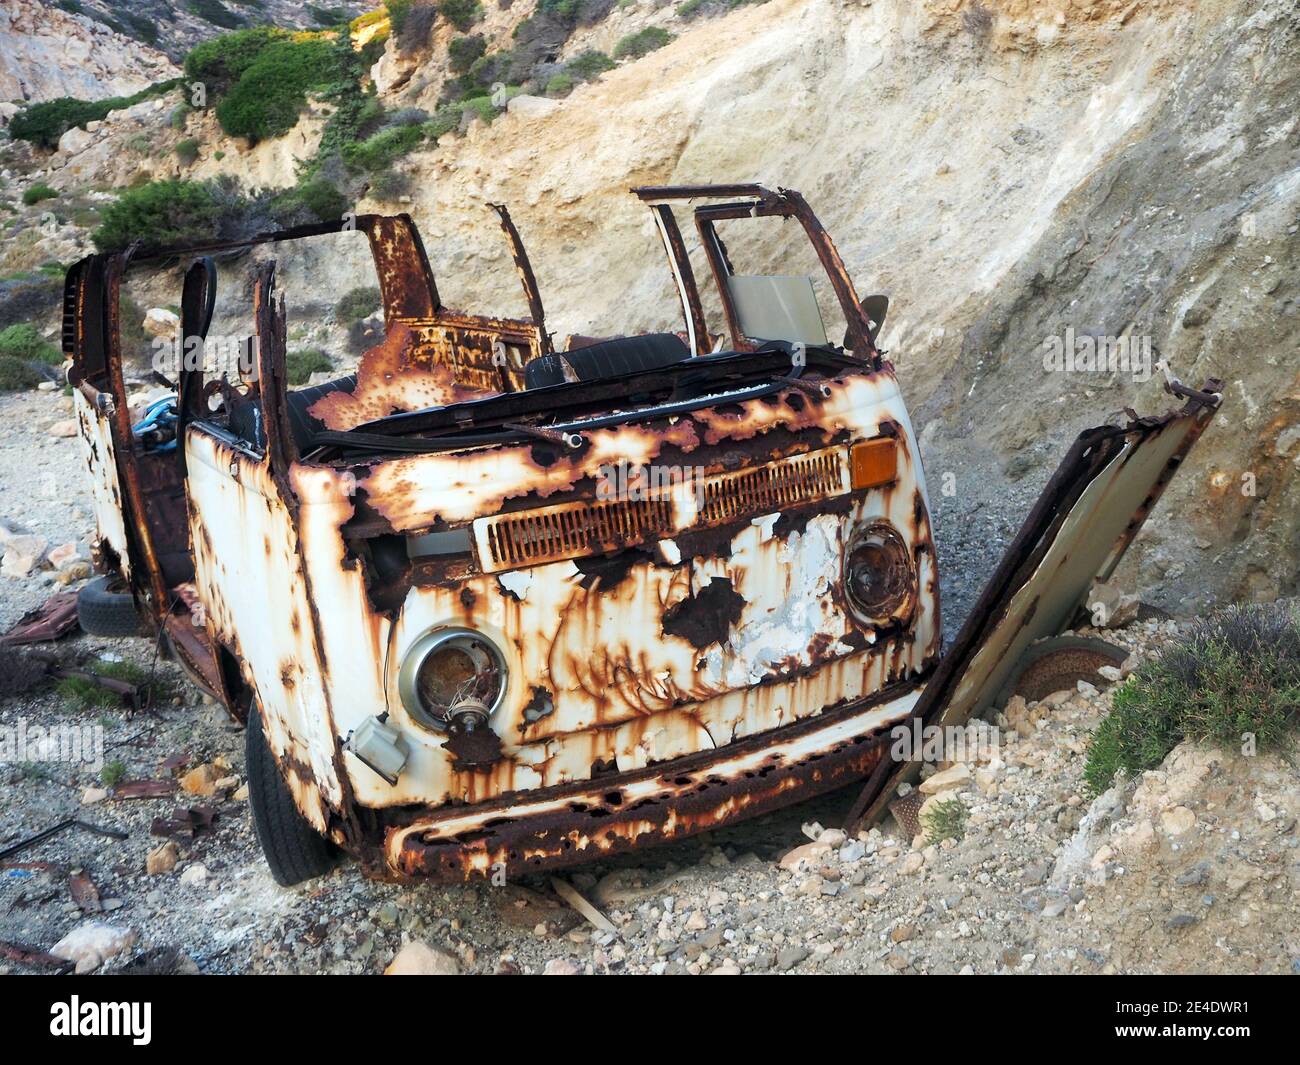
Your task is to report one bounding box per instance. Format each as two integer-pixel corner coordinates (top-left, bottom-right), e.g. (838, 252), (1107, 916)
(845, 381), (1224, 832)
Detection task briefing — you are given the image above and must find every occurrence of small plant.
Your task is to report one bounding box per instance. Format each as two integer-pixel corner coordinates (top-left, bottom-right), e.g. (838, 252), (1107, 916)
(343, 123), (427, 172)
(57, 658), (158, 711)
(613, 27), (674, 60)
(188, 0), (244, 29)
(566, 50), (616, 80)
(0, 323), (61, 364)
(677, 0), (706, 15)
(335, 286), (381, 323)
(100, 759), (128, 787)
(921, 796), (967, 845)
(448, 34), (487, 75)
(175, 138), (201, 164)
(545, 73), (574, 96)
(93, 180), (225, 252)
(215, 35), (339, 141)
(437, 0), (482, 32)
(22, 183), (58, 205)
(1083, 602), (1300, 796)
(286, 348), (333, 385)
(0, 359), (44, 392)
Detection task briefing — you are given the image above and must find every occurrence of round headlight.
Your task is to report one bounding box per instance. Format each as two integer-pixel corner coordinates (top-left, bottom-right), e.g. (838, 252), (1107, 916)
(843, 521), (916, 623)
(398, 628), (507, 731)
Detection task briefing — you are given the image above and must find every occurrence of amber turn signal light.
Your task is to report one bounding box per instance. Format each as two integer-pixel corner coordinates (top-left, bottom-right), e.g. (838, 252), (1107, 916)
(849, 438), (897, 490)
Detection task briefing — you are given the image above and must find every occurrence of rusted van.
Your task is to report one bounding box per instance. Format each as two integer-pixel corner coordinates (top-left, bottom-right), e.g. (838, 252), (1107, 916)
(64, 184), (1220, 885)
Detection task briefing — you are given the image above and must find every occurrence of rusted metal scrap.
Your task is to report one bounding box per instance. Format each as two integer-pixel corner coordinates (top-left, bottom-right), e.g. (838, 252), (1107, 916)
(0, 590), (79, 645)
(0, 819), (128, 861)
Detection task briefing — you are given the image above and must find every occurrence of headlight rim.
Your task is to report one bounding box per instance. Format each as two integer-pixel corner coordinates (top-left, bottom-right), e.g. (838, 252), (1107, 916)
(397, 626), (509, 732)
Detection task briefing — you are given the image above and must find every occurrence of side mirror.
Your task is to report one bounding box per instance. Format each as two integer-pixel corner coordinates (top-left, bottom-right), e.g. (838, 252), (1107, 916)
(861, 294), (889, 343)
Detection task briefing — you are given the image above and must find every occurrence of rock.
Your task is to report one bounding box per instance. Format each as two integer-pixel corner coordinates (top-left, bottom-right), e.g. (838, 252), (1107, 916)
(145, 841), (180, 875)
(51, 921), (137, 974)
(1255, 801), (1277, 823)
(506, 94), (561, 120)
(1, 534), (47, 577)
(57, 126), (96, 155)
(179, 862), (208, 886)
(81, 786), (108, 804)
(1160, 806), (1197, 836)
(543, 957), (582, 975)
(839, 839), (866, 863)
(816, 827), (847, 847)
(385, 941), (461, 975)
(142, 307), (180, 339)
(918, 763), (971, 795)
(899, 852), (925, 875)
(47, 419), (78, 438)
(47, 541), (80, 568)
(890, 924), (916, 943)
(233, 782), (250, 801)
(1089, 581), (1140, 628)
(685, 910), (708, 932)
(779, 841), (831, 870)
(1042, 897), (1069, 917)
(1097, 665), (1123, 682)
(56, 561), (92, 585)
(179, 763), (220, 797)
(775, 945), (809, 971)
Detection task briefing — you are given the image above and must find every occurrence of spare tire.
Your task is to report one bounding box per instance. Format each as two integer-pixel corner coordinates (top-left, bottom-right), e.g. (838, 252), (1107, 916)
(76, 575), (144, 637)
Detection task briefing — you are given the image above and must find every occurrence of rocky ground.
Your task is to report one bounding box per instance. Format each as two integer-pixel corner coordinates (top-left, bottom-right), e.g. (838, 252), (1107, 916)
(2, 386), (1296, 976)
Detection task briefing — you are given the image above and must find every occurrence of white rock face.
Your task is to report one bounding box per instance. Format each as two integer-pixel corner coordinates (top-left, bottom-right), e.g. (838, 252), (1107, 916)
(0, 0), (179, 104)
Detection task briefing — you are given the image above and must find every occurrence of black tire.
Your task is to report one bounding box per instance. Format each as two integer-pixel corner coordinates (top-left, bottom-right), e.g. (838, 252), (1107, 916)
(76, 575), (144, 637)
(245, 706), (339, 886)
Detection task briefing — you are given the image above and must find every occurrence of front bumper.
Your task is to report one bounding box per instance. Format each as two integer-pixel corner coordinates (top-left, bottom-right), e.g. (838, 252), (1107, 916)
(377, 680), (923, 882)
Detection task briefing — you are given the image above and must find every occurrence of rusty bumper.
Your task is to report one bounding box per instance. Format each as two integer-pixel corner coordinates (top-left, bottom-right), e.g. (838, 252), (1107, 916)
(379, 680), (924, 882)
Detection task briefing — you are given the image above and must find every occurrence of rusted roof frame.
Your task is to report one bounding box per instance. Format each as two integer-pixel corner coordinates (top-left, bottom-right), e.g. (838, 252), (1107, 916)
(691, 193), (880, 366)
(489, 203), (551, 354)
(631, 183), (781, 202)
(649, 203), (710, 355)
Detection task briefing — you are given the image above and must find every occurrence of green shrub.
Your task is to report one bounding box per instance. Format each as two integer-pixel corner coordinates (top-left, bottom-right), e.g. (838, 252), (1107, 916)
(437, 0), (481, 32)
(460, 95), (496, 125)
(0, 359), (43, 391)
(183, 27), (281, 92)
(368, 169), (410, 201)
(386, 0), (413, 31)
(0, 324), (61, 364)
(538, 0), (579, 17)
(286, 348), (333, 385)
(921, 797), (967, 845)
(307, 4), (350, 25)
(268, 176), (349, 223)
(677, 0), (706, 15)
(567, 50), (616, 80)
(92, 180), (225, 252)
(1083, 602), (1300, 796)
(120, 11), (161, 44)
(8, 80), (180, 149)
(188, 0), (243, 29)
(614, 27), (674, 60)
(22, 184), (58, 205)
(170, 105), (190, 130)
(100, 759), (127, 787)
(342, 123), (426, 172)
(545, 73), (574, 96)
(448, 34), (487, 74)
(215, 36), (339, 141)
(58, 657), (160, 711)
(174, 138), (201, 164)
(335, 286), (381, 322)
(423, 105), (462, 141)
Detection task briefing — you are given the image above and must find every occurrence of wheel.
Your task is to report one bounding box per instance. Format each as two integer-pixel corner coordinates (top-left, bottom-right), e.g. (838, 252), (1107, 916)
(245, 705), (339, 886)
(995, 634), (1129, 706)
(76, 575), (144, 637)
